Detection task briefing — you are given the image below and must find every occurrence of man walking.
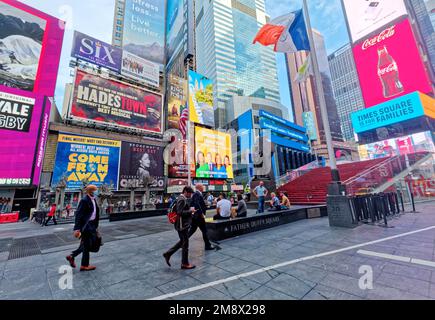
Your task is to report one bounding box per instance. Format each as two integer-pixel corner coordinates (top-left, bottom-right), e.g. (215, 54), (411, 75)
(66, 185), (100, 272)
(253, 181), (268, 214)
(163, 186), (196, 270)
(190, 184), (215, 251)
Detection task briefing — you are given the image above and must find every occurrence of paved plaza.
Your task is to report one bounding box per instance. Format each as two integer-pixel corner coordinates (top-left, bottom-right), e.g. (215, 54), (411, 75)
(1, 202), (435, 300)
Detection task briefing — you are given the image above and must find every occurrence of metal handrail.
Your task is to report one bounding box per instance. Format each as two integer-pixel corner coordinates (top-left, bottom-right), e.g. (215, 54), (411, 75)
(344, 156), (397, 185)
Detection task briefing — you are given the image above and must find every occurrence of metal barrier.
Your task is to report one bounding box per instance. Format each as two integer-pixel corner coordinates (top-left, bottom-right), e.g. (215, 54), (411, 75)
(349, 192), (403, 227)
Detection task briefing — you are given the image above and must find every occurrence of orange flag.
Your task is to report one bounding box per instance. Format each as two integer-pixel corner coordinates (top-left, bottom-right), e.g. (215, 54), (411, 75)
(253, 24), (285, 47)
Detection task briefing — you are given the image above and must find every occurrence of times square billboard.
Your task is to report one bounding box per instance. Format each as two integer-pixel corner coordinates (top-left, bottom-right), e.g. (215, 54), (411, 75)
(342, 0), (408, 43)
(122, 0), (165, 67)
(0, 0), (64, 187)
(352, 18), (433, 109)
(70, 70), (164, 134)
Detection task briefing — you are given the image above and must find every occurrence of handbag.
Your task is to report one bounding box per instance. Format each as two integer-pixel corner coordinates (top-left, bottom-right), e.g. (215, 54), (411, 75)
(167, 201), (178, 224)
(81, 218), (103, 253)
(88, 231), (103, 253)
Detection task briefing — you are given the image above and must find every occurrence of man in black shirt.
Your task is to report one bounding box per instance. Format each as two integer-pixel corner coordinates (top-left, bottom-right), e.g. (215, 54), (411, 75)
(190, 183), (215, 251)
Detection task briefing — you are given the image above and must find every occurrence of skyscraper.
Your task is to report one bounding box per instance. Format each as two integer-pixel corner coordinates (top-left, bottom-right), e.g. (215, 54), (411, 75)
(194, 0), (281, 128)
(328, 44), (365, 141)
(407, 0), (435, 78)
(285, 30), (357, 161)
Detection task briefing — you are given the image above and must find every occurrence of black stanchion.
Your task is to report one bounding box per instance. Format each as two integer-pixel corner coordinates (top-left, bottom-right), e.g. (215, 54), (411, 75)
(408, 182), (419, 213)
(399, 191), (405, 212)
(394, 192), (401, 214)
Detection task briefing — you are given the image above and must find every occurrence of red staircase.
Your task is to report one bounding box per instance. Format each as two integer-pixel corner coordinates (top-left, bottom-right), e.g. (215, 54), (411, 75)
(278, 158), (389, 205)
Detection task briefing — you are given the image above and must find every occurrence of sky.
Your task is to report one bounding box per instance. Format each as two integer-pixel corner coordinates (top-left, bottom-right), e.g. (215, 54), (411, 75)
(19, 0), (350, 116)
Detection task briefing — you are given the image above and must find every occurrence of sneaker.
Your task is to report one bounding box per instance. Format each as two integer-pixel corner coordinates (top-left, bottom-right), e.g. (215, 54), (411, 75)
(66, 255), (76, 268)
(80, 265), (96, 272)
(181, 264), (196, 270)
(205, 246), (215, 251)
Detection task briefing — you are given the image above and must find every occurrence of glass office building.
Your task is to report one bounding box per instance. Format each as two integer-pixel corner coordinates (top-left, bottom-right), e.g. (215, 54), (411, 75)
(195, 0), (281, 128)
(328, 44), (365, 141)
(407, 0), (435, 77)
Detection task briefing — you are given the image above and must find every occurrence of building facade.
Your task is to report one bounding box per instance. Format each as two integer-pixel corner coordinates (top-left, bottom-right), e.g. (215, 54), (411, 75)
(194, 0), (281, 128)
(328, 44), (365, 141)
(225, 96), (290, 124)
(285, 31), (356, 161)
(227, 109), (319, 187)
(407, 0), (435, 79)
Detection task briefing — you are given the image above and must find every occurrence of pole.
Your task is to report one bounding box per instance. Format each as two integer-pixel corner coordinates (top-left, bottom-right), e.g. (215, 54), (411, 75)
(187, 120), (192, 186)
(302, 0), (340, 183)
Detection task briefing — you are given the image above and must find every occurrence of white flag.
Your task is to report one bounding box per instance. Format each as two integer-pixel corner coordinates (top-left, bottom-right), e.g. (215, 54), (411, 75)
(294, 54), (313, 83)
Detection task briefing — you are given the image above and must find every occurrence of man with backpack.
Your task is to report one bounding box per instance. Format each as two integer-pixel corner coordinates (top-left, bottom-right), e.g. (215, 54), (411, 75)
(163, 186), (196, 270)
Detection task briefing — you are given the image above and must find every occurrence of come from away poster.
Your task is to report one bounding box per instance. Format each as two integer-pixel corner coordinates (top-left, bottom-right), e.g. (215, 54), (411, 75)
(51, 134), (121, 190)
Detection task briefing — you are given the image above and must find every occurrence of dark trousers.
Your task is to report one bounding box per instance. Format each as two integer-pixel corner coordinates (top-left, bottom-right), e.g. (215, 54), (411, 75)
(71, 233), (91, 267)
(44, 216), (57, 226)
(189, 216), (212, 249)
(166, 229), (190, 265)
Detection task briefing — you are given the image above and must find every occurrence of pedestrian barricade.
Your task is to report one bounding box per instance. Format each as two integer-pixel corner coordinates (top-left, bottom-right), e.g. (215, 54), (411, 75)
(349, 192), (403, 227)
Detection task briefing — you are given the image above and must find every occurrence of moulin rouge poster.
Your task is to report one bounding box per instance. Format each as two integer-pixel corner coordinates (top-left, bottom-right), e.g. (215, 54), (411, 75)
(70, 70), (163, 134)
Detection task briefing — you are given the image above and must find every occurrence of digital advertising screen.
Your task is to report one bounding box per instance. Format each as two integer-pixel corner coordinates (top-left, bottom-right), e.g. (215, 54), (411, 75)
(358, 131), (435, 161)
(70, 70), (163, 134)
(118, 142), (165, 190)
(342, 0), (408, 43)
(71, 31), (123, 73)
(0, 0), (64, 97)
(352, 18), (433, 108)
(51, 134), (121, 191)
(195, 127), (234, 179)
(121, 50), (160, 87)
(0, 91), (50, 187)
(166, 0), (186, 66)
(167, 75), (188, 136)
(122, 0), (165, 67)
(0, 0), (63, 187)
(188, 70), (215, 127)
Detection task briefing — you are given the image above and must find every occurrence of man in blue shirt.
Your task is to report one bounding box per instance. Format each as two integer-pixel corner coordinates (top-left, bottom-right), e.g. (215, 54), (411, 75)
(253, 181), (268, 214)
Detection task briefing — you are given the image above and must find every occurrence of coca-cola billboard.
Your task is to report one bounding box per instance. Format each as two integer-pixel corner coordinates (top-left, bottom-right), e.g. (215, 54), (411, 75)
(353, 18), (433, 108)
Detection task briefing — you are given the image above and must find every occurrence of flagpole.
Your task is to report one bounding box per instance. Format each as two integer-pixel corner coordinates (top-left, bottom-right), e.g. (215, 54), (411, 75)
(302, 0), (341, 185)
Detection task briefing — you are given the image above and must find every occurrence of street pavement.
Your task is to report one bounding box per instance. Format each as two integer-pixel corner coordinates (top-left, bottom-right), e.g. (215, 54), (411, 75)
(1, 202), (435, 300)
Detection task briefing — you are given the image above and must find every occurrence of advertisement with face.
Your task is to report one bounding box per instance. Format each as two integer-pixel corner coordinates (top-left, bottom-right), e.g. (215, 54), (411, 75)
(122, 0), (165, 67)
(121, 50), (159, 87)
(352, 19), (433, 108)
(0, 0), (64, 97)
(195, 127), (234, 179)
(188, 70), (214, 127)
(167, 75), (188, 134)
(118, 142), (164, 189)
(71, 31), (122, 73)
(71, 70), (163, 134)
(52, 134), (121, 191)
(0, 91), (50, 187)
(358, 131), (435, 161)
(342, 0), (408, 43)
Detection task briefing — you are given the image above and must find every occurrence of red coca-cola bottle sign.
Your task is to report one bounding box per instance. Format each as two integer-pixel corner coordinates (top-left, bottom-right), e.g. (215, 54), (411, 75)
(377, 46), (404, 98)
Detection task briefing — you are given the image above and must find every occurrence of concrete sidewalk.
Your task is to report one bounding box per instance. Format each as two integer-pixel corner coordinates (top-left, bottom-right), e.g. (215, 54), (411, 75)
(1, 202), (435, 300)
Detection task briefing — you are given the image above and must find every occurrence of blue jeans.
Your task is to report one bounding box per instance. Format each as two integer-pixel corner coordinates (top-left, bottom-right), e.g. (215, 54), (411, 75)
(258, 196), (265, 213)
